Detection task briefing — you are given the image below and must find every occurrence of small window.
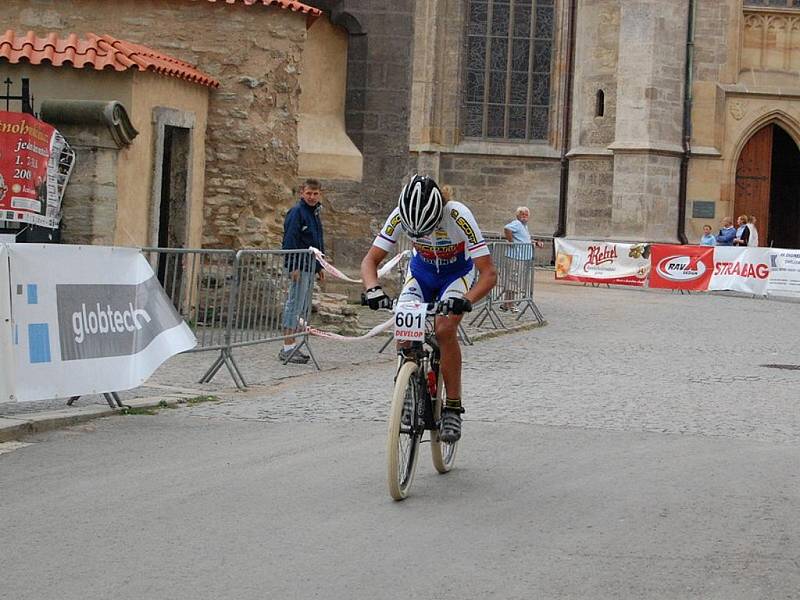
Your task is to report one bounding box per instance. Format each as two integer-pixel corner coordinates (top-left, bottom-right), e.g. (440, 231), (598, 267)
(595, 89), (605, 118)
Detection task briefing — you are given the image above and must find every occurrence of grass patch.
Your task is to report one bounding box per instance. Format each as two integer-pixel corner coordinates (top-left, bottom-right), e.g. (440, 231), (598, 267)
(186, 395), (219, 405)
(121, 407), (159, 416)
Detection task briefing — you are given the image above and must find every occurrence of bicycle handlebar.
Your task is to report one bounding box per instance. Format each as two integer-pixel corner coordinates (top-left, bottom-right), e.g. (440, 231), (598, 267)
(360, 295), (472, 315)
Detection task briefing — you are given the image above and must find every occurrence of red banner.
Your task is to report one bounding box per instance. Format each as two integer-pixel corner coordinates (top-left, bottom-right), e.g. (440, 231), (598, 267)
(649, 244), (714, 291)
(0, 111), (64, 228)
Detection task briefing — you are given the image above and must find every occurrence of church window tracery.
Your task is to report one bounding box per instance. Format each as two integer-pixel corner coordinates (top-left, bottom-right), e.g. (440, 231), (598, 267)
(462, 0), (555, 141)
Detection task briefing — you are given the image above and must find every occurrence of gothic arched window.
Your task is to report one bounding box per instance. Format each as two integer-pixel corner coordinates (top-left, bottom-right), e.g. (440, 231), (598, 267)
(462, 0), (555, 141)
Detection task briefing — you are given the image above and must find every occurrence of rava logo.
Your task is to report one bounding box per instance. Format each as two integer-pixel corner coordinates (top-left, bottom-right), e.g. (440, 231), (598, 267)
(72, 303), (152, 343)
(656, 255), (707, 281)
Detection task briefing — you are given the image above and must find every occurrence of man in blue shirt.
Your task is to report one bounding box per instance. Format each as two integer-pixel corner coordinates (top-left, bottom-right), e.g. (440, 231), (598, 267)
(502, 207), (541, 311)
(280, 179), (325, 364)
(716, 216), (736, 246)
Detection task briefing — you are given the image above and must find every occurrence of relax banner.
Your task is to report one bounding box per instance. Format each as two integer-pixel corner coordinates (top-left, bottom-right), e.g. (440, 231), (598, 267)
(2, 244), (196, 402)
(555, 238), (650, 287)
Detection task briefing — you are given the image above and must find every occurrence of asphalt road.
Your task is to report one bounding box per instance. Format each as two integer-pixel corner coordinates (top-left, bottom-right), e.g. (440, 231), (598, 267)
(2, 282), (799, 599)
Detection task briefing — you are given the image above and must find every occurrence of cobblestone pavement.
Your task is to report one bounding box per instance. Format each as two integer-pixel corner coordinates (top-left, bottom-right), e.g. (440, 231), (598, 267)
(174, 278), (800, 445)
(5, 274), (800, 447)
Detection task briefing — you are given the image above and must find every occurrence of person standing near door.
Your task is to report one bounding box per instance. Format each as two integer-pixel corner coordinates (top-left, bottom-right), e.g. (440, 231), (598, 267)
(747, 215), (760, 247)
(280, 179), (325, 364)
(733, 214), (751, 247)
(716, 217), (736, 246)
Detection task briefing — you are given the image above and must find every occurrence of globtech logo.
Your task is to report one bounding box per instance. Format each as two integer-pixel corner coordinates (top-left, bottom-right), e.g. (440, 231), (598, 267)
(56, 277), (181, 361)
(655, 255), (707, 282)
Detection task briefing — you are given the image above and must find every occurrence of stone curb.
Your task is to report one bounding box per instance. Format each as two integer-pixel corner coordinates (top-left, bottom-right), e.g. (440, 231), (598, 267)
(0, 395), (188, 443)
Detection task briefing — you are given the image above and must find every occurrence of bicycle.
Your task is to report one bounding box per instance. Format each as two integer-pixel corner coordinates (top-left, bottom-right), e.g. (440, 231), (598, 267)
(385, 300), (468, 500)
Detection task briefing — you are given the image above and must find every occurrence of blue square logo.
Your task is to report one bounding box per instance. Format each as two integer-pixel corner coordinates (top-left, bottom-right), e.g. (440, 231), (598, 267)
(27, 284), (38, 305)
(28, 323), (52, 364)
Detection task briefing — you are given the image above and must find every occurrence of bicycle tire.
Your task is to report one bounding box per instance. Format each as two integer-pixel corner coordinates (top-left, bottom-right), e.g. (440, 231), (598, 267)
(431, 369), (458, 473)
(387, 361), (423, 500)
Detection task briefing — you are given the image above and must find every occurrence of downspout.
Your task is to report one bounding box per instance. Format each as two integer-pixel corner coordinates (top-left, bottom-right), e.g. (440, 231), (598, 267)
(554, 0), (577, 238)
(677, 0), (696, 244)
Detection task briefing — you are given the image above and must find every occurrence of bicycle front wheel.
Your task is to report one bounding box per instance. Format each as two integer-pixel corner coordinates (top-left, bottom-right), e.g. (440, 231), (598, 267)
(387, 361), (422, 500)
(431, 369), (458, 473)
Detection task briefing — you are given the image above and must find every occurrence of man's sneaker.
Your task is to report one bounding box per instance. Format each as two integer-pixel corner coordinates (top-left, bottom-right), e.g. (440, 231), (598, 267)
(278, 348), (309, 364)
(440, 406), (464, 443)
(401, 392), (414, 428)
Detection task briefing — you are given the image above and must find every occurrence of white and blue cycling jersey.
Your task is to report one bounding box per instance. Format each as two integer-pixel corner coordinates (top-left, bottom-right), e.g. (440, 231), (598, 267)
(372, 201), (490, 302)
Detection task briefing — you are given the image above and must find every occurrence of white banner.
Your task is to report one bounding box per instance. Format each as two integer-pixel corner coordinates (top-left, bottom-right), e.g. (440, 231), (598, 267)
(709, 247), (771, 296)
(766, 248), (800, 299)
(555, 238), (650, 286)
(0, 245), (14, 402)
(2, 244), (196, 402)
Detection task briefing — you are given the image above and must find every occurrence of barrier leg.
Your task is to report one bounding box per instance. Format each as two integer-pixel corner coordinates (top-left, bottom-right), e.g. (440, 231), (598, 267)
(200, 349), (247, 390)
(378, 335), (393, 354)
(66, 396), (80, 406)
(104, 392), (125, 408)
(458, 323), (473, 346)
(224, 350), (248, 389)
(199, 351), (226, 383)
(295, 336), (320, 371)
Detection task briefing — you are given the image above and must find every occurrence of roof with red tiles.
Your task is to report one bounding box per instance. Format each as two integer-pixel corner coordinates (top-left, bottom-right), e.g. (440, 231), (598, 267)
(199, 0), (321, 15)
(0, 31), (220, 88)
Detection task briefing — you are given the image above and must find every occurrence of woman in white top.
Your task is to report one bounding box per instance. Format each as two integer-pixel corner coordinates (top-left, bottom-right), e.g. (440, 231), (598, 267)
(747, 215), (760, 247)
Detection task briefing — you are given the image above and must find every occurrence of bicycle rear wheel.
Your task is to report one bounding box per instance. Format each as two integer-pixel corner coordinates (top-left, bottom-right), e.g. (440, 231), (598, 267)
(431, 369), (458, 473)
(387, 361), (423, 500)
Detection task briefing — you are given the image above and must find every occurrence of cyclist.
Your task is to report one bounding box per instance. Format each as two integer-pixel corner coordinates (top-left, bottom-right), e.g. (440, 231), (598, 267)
(360, 175), (497, 443)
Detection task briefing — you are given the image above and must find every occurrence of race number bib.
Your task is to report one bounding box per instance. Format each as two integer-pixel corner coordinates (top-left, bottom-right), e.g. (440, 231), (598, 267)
(394, 302), (427, 341)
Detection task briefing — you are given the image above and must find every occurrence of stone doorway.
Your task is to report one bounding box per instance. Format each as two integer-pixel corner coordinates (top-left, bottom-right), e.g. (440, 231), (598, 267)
(735, 123), (800, 248)
(154, 124), (190, 291)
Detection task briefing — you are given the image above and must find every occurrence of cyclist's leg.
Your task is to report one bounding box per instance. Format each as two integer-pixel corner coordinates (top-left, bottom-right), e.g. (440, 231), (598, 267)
(435, 268), (476, 403)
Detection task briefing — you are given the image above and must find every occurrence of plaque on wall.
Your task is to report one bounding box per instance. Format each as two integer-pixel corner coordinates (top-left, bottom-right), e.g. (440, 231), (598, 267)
(692, 201), (716, 219)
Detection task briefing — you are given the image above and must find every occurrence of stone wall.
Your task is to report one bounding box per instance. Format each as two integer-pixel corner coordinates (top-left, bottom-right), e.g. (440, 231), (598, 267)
(566, 157), (614, 237)
(3, 0), (307, 249)
(571, 0), (620, 149)
(440, 155), (560, 235)
(59, 139), (119, 246)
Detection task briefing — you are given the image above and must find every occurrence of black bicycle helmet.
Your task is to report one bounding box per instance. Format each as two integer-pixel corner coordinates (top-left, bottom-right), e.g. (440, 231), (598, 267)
(397, 175), (443, 238)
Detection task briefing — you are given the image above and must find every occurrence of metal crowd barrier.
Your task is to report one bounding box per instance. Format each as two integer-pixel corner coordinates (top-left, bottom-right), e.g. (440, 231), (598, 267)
(469, 241), (544, 330)
(532, 235), (555, 269)
(142, 247), (317, 390)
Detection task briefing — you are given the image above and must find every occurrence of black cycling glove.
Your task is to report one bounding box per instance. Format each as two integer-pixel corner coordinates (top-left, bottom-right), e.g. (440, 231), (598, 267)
(362, 286), (392, 310)
(442, 297), (472, 315)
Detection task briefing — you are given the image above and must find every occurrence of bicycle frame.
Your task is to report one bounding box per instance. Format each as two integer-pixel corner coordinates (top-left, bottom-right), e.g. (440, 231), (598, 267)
(396, 318), (441, 433)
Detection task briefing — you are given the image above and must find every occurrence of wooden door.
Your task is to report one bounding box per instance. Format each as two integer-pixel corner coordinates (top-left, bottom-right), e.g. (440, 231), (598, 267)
(734, 125), (773, 246)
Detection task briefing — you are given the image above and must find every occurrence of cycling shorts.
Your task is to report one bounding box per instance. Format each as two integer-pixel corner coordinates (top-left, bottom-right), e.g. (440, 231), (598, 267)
(398, 264), (476, 304)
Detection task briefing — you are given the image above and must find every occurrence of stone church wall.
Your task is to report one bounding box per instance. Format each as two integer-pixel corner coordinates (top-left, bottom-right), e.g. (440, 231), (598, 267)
(4, 0), (306, 249)
(439, 155), (560, 236)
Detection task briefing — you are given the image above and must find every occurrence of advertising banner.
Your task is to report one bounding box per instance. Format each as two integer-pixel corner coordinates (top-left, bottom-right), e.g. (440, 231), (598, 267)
(0, 111), (72, 229)
(649, 244), (714, 291)
(0, 244), (14, 402)
(709, 247), (771, 295)
(766, 248), (800, 299)
(3, 244), (196, 402)
(555, 238), (650, 287)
